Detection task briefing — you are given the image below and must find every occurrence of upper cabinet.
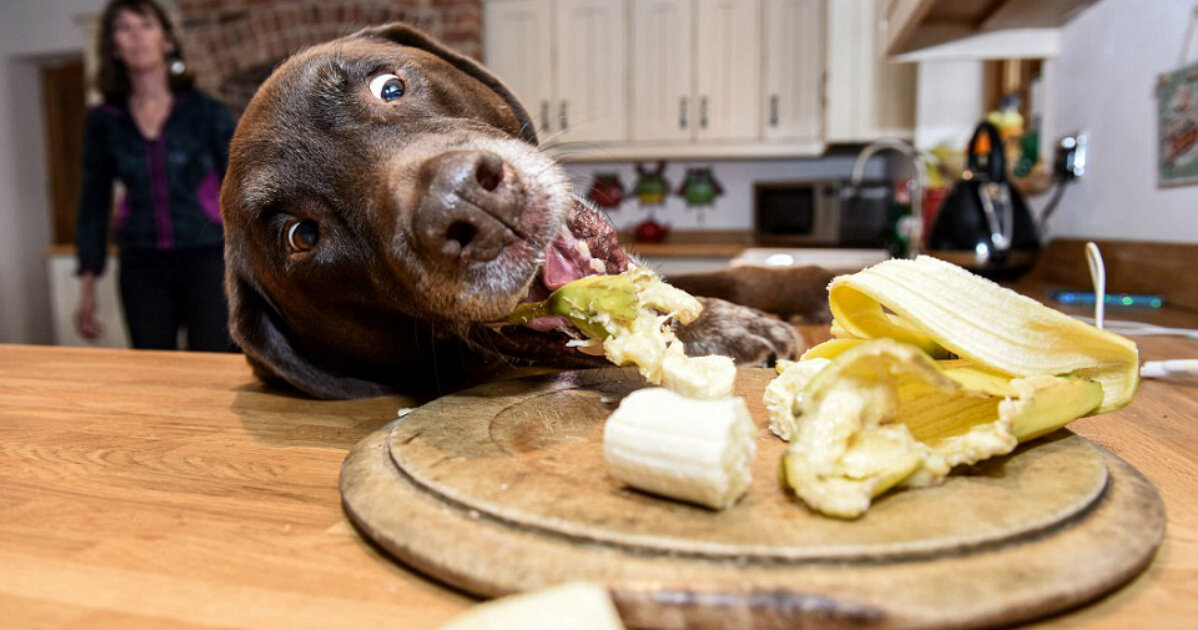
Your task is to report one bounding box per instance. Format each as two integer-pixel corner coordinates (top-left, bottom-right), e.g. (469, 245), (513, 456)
(484, 0), (913, 159)
(629, 0), (693, 143)
(693, 0), (762, 141)
(629, 0), (763, 144)
(554, 0), (629, 144)
(880, 0), (1101, 60)
(483, 0), (554, 136)
(485, 0), (628, 145)
(825, 0), (916, 143)
(762, 0), (825, 145)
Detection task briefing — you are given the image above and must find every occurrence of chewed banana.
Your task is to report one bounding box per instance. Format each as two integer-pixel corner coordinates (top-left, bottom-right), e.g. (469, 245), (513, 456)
(820, 255), (1140, 413)
(437, 581), (625, 630)
(777, 339), (1103, 518)
(604, 387), (756, 510)
(507, 268), (735, 398)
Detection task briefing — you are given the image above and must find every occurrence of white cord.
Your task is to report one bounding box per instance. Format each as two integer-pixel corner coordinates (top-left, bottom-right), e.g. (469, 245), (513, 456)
(1082, 242), (1197, 379)
(1085, 242), (1105, 330)
(1142, 360), (1198, 378)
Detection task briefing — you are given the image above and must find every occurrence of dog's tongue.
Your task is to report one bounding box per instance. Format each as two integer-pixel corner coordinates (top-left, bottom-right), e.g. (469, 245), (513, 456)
(543, 235), (597, 290)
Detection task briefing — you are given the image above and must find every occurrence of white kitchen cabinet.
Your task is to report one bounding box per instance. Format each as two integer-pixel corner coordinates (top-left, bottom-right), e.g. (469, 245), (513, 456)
(555, 0), (629, 144)
(630, 0), (693, 142)
(483, 0), (554, 136)
(484, 0), (838, 158)
(694, 0), (762, 141)
(825, 0), (916, 143)
(484, 0), (628, 145)
(630, 0), (765, 144)
(762, 0), (825, 146)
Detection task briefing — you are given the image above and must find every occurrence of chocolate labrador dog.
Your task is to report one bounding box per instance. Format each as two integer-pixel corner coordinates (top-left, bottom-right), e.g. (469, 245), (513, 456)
(222, 23), (801, 399)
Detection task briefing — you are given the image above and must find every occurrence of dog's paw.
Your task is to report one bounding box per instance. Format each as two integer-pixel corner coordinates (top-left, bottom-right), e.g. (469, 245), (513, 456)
(674, 297), (801, 366)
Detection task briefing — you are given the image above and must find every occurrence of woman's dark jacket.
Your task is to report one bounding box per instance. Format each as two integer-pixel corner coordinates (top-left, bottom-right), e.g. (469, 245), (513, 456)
(76, 90), (235, 275)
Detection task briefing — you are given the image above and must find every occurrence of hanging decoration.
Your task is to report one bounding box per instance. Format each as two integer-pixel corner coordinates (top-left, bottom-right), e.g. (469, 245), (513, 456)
(585, 172), (626, 209)
(677, 166), (724, 225)
(632, 161), (670, 206)
(677, 166), (724, 207)
(631, 161), (670, 243)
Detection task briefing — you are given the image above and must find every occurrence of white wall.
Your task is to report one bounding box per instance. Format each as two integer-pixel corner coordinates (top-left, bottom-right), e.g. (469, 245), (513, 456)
(0, 0), (107, 344)
(914, 60), (986, 151)
(1042, 0), (1198, 242)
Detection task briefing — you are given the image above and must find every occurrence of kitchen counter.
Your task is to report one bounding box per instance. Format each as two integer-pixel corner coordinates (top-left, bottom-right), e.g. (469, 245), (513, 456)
(2, 330), (1196, 629)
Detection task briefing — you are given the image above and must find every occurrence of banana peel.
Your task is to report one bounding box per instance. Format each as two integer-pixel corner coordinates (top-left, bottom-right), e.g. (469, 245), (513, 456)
(779, 339), (1105, 519)
(819, 255), (1140, 413)
(773, 256), (1133, 519)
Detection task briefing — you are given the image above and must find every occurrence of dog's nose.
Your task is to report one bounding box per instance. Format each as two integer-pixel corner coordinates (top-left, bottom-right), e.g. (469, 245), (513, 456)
(411, 150), (521, 263)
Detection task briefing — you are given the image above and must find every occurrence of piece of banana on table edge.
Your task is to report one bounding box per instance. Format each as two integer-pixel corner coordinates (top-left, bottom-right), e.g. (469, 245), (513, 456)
(437, 581), (625, 630)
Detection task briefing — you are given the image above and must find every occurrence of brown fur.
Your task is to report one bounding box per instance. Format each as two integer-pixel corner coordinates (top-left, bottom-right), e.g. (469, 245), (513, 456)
(222, 23), (804, 399)
(669, 265), (837, 325)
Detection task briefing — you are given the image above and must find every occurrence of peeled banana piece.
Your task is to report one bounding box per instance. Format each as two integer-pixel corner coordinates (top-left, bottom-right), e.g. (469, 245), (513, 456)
(438, 581), (625, 630)
(604, 387), (756, 510)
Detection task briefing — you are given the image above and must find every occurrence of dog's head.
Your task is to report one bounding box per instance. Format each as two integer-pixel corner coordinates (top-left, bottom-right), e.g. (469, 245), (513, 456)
(223, 23), (629, 398)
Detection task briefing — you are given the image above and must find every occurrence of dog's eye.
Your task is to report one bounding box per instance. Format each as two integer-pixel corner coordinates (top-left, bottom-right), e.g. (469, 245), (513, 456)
(286, 220), (320, 252)
(368, 74), (405, 102)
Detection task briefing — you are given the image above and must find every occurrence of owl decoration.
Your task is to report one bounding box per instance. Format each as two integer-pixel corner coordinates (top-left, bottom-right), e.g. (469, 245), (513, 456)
(677, 167), (724, 207)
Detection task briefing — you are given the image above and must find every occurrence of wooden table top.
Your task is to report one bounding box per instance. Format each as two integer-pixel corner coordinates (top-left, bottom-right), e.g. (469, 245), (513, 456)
(2, 334), (1196, 629)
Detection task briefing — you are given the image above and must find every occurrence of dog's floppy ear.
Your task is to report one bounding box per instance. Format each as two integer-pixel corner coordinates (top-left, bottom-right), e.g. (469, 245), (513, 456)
(226, 270), (392, 400)
(354, 22), (538, 146)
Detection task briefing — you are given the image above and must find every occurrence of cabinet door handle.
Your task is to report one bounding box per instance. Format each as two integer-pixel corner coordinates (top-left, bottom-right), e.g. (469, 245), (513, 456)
(559, 100), (569, 131)
(770, 94), (779, 127)
(699, 96), (708, 129)
(679, 96), (688, 129)
(540, 100), (550, 133)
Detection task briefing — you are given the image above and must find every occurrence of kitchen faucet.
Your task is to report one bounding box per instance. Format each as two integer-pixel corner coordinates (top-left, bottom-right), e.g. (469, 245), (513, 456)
(850, 138), (926, 257)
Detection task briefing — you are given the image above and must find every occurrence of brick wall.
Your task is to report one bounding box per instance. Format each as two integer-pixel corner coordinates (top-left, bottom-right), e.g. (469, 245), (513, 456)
(175, 0), (481, 116)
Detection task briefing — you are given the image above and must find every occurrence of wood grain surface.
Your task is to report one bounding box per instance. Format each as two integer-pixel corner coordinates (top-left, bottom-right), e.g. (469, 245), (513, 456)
(1, 333), (1197, 629)
(340, 367), (1164, 630)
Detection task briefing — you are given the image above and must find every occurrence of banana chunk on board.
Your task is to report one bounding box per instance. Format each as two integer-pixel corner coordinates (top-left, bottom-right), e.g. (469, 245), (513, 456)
(604, 387), (756, 510)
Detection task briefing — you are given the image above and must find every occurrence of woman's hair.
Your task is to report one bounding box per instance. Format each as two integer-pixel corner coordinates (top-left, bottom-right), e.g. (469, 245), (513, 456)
(95, 0), (195, 103)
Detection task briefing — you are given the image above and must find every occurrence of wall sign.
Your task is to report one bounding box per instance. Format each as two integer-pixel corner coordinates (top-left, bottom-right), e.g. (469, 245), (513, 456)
(1158, 60), (1198, 186)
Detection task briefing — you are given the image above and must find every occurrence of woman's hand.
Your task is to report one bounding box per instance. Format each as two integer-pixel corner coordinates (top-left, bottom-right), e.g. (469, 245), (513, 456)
(76, 273), (103, 340)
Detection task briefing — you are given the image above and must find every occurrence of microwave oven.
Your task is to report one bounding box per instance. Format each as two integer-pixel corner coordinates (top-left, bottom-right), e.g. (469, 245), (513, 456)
(753, 179), (892, 247)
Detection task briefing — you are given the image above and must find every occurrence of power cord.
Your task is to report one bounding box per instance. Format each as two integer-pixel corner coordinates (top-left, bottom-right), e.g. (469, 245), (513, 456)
(1084, 242), (1198, 379)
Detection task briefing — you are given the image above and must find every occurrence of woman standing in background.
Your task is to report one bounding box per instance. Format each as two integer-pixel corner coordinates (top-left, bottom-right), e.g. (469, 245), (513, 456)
(75, 0), (235, 351)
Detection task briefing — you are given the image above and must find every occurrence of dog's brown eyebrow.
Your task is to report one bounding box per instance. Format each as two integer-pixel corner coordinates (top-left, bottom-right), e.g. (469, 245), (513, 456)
(240, 169), (282, 216)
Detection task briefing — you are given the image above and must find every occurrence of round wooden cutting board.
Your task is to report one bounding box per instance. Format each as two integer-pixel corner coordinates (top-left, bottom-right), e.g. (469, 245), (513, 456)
(340, 368), (1165, 630)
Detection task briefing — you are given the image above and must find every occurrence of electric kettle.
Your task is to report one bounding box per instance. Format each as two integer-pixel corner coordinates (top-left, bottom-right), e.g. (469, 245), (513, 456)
(927, 122), (1040, 279)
